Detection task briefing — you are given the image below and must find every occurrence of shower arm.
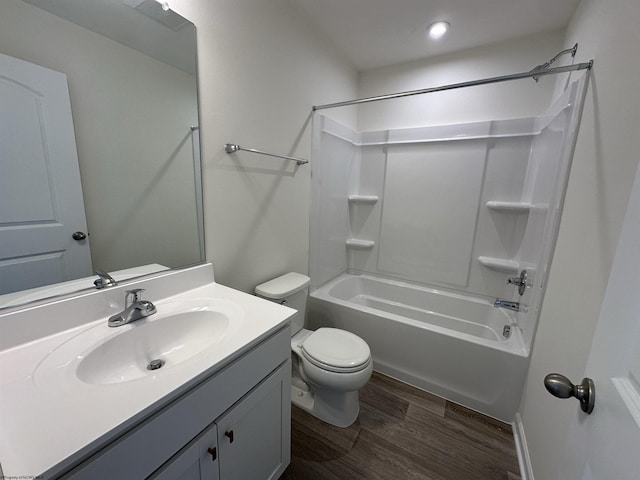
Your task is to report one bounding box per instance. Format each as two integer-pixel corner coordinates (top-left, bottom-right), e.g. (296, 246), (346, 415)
(530, 43), (579, 82)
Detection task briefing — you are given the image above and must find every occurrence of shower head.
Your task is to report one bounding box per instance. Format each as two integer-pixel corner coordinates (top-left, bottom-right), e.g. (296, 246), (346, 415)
(529, 43), (578, 82)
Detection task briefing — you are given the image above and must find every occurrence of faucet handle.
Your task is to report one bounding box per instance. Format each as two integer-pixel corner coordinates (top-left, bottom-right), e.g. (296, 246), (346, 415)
(507, 269), (528, 295)
(125, 288), (145, 307)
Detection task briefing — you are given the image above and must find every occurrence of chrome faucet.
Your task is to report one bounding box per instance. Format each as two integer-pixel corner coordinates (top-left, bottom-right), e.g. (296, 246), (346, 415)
(494, 299), (521, 312)
(94, 270), (117, 289)
(108, 289), (156, 327)
(507, 269), (528, 296)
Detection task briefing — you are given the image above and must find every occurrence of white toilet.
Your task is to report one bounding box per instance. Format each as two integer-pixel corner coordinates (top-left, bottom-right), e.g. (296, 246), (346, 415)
(256, 272), (373, 428)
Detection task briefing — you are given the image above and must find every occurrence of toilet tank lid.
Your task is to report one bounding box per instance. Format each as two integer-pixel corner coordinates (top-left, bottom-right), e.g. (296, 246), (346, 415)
(255, 272), (310, 299)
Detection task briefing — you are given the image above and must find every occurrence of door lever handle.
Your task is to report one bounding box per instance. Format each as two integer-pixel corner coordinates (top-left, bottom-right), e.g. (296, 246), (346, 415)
(544, 373), (595, 414)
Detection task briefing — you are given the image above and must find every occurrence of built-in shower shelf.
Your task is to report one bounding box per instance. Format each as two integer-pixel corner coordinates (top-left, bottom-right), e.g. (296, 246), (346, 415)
(348, 195), (379, 205)
(486, 201), (532, 213)
(477, 256), (519, 274)
(346, 239), (376, 249)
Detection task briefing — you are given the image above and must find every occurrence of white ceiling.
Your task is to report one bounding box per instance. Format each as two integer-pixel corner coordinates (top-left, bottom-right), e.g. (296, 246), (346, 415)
(290, 0), (580, 71)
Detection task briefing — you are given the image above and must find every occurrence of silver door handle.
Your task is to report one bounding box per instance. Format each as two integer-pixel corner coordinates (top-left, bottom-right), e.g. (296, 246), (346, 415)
(544, 373), (595, 414)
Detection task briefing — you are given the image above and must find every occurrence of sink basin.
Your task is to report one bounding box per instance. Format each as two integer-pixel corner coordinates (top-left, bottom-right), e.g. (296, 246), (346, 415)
(77, 310), (229, 385)
(33, 298), (244, 389)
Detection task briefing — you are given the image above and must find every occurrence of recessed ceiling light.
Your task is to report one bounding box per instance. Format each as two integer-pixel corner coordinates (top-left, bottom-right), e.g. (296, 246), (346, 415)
(427, 21), (450, 40)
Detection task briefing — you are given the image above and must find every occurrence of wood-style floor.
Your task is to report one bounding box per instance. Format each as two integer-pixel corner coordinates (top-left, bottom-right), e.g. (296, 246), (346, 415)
(280, 372), (521, 480)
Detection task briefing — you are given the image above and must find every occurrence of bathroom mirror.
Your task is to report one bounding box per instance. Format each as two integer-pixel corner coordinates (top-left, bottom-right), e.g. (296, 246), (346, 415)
(0, 0), (202, 310)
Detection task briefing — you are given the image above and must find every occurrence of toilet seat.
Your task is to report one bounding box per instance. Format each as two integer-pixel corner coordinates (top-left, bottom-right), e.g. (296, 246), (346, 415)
(300, 328), (371, 374)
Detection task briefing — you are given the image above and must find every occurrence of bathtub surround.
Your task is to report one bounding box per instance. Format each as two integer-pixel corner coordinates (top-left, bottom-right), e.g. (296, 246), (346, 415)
(308, 74), (587, 421)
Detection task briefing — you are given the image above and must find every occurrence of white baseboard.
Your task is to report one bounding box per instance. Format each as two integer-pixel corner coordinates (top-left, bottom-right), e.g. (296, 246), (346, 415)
(512, 413), (534, 480)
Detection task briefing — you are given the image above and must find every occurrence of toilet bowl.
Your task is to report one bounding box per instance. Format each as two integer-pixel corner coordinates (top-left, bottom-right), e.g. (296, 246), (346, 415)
(256, 272), (372, 427)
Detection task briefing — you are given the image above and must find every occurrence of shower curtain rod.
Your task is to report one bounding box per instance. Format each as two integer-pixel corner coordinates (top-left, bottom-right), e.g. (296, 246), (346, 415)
(312, 60), (593, 111)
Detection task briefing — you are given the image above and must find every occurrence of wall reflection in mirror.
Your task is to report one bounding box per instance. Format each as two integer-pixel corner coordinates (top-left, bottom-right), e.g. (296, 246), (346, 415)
(0, 0), (203, 309)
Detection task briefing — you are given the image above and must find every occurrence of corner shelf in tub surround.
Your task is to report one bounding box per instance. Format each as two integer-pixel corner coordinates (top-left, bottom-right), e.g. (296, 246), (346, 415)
(346, 239), (375, 249)
(485, 201), (532, 213)
(348, 195), (379, 205)
(477, 256), (519, 274)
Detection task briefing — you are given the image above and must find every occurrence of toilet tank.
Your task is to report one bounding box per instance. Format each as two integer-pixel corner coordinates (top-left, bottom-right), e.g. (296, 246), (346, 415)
(255, 272), (310, 335)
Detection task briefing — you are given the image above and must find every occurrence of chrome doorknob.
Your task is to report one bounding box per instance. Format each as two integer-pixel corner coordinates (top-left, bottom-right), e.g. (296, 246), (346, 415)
(544, 373), (595, 414)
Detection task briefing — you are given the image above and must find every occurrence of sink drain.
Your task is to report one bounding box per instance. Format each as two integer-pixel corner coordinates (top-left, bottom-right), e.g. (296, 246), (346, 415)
(147, 359), (165, 371)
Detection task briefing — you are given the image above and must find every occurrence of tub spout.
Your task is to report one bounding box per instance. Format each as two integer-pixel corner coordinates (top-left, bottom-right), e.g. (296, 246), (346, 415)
(494, 299), (521, 312)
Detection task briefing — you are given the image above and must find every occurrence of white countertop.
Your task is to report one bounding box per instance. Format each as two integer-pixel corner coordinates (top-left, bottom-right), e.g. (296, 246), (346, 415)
(0, 267), (293, 479)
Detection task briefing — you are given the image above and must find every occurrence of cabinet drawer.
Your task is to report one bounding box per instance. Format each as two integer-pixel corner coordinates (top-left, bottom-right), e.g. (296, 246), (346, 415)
(60, 326), (290, 480)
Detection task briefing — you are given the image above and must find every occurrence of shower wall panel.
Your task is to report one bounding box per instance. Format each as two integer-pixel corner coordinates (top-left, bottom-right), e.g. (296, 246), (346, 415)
(309, 116), (359, 289)
(515, 75), (589, 347)
(311, 111), (582, 307)
(378, 141), (487, 287)
(346, 143), (386, 275)
(347, 122), (533, 300)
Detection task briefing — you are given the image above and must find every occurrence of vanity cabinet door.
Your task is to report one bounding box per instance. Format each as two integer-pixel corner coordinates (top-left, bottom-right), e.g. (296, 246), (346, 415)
(148, 360), (290, 480)
(217, 362), (290, 480)
(148, 423), (220, 480)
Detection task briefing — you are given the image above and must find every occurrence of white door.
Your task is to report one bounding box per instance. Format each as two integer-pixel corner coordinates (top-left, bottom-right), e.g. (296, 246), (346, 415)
(552, 159), (640, 479)
(0, 52), (92, 295)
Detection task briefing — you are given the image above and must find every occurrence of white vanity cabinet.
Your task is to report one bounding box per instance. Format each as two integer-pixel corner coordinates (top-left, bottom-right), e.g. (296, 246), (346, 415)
(59, 326), (291, 480)
(150, 362), (290, 480)
(216, 363), (289, 480)
(149, 424), (220, 480)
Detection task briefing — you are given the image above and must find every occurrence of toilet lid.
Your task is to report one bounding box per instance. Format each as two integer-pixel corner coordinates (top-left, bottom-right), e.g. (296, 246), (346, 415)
(301, 328), (370, 373)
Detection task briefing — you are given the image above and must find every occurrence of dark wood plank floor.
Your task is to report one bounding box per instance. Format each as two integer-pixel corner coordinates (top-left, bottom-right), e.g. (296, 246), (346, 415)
(280, 372), (521, 480)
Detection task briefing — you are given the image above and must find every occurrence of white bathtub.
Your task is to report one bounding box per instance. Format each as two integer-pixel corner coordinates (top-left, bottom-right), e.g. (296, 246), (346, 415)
(307, 273), (530, 422)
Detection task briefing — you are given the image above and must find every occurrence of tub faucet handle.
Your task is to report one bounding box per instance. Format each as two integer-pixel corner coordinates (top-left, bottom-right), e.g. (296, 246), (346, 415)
(507, 269), (529, 296)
